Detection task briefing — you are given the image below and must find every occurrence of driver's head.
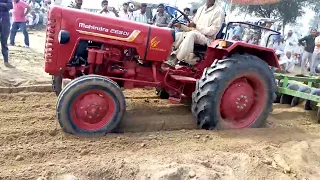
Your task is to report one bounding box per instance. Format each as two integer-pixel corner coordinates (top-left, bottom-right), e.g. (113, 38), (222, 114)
(206, 0), (216, 7)
(311, 29), (318, 37)
(288, 30), (293, 36)
(158, 4), (164, 13)
(183, 8), (190, 16)
(141, 3), (147, 13)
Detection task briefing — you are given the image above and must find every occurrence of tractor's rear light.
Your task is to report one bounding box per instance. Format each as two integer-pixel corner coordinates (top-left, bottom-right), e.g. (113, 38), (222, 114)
(44, 18), (56, 63)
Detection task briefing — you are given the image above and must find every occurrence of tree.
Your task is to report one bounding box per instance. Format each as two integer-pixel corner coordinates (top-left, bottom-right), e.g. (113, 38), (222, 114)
(235, 0), (315, 29)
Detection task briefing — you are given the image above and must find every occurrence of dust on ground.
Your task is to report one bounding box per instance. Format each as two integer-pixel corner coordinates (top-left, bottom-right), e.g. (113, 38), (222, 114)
(0, 31), (50, 87)
(0, 89), (320, 180)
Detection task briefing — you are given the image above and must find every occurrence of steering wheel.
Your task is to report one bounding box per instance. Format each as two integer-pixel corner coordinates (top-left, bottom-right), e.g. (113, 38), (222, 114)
(165, 6), (190, 28)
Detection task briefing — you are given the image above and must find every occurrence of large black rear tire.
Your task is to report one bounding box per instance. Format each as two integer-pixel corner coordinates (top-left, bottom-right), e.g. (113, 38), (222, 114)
(192, 54), (276, 129)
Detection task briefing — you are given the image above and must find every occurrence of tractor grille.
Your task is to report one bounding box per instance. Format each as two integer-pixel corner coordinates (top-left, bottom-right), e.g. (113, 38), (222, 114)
(44, 18), (56, 63)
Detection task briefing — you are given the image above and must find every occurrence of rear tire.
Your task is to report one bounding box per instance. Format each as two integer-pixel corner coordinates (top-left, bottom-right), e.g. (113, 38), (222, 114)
(56, 75), (125, 136)
(192, 54), (276, 129)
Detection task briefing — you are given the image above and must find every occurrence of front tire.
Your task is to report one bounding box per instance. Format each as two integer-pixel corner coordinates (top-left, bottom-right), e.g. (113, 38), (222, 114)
(192, 54), (276, 129)
(52, 75), (62, 96)
(56, 75), (126, 136)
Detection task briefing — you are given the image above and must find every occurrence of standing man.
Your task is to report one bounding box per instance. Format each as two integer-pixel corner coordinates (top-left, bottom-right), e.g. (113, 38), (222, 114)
(0, 0), (13, 67)
(9, 0), (31, 48)
(299, 29), (317, 75)
(132, 3), (148, 24)
(164, 0), (225, 67)
(232, 23), (244, 41)
(153, 4), (171, 27)
(99, 0), (119, 17)
(284, 30), (298, 53)
(68, 0), (82, 9)
(119, 2), (131, 20)
(310, 31), (320, 75)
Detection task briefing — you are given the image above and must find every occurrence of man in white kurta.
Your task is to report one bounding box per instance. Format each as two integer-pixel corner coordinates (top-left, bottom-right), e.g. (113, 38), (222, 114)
(284, 30), (298, 53)
(311, 35), (320, 75)
(164, 0), (225, 67)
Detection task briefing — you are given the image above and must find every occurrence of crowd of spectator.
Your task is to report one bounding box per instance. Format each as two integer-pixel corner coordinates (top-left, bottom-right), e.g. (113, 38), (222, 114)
(225, 21), (320, 75)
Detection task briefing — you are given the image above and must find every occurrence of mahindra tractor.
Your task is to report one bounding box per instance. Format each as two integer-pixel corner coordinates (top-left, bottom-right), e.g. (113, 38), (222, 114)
(45, 5), (280, 136)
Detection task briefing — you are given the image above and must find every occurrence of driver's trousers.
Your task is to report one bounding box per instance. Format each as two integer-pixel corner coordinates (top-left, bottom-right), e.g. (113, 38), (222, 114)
(173, 30), (211, 63)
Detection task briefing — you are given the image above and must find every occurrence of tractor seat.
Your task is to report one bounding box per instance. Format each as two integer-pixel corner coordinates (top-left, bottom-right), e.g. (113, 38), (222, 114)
(194, 44), (208, 52)
(193, 23), (226, 52)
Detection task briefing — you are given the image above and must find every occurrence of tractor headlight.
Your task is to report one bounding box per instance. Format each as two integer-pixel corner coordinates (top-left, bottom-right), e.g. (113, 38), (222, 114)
(58, 30), (70, 44)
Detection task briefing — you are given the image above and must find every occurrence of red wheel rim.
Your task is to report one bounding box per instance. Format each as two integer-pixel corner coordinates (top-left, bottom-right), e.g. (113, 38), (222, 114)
(70, 90), (116, 131)
(219, 74), (267, 129)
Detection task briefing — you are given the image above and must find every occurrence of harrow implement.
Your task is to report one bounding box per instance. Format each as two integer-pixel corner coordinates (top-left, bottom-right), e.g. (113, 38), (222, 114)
(274, 73), (320, 123)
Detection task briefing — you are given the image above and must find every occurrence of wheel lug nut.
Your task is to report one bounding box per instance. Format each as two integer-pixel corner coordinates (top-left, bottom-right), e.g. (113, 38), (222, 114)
(236, 102), (239, 105)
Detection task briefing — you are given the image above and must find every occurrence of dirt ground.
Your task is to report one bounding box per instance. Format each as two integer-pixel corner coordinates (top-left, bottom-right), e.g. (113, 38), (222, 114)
(0, 31), (50, 87)
(1, 31), (320, 180)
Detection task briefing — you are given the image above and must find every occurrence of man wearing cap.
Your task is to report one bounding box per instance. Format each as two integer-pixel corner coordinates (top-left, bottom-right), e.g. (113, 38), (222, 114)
(164, 0), (225, 67)
(0, 0), (13, 67)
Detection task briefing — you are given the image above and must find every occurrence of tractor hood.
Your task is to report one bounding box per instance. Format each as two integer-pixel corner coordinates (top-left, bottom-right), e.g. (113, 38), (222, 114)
(46, 6), (175, 66)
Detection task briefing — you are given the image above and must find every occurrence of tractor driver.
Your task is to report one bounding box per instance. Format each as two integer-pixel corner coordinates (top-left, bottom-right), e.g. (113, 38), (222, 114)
(164, 0), (225, 67)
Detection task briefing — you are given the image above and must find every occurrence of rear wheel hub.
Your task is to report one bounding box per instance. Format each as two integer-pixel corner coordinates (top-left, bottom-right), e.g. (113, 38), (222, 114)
(221, 78), (255, 121)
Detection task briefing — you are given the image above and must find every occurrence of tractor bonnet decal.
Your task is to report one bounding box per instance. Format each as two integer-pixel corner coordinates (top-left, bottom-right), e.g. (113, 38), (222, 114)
(78, 23), (130, 37)
(149, 37), (166, 52)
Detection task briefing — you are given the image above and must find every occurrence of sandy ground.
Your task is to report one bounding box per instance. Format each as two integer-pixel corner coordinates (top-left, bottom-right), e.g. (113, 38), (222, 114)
(0, 31), (320, 179)
(0, 31), (50, 87)
(0, 89), (320, 180)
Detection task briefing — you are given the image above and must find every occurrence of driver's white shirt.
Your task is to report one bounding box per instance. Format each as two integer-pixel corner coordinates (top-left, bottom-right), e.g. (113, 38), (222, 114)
(191, 4), (225, 40)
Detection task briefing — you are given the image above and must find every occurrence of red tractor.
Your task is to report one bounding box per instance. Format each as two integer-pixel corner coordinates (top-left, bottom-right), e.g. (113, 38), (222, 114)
(45, 6), (280, 135)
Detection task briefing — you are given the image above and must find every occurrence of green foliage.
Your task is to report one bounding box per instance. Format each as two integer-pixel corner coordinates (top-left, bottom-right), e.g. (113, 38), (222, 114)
(234, 0), (320, 28)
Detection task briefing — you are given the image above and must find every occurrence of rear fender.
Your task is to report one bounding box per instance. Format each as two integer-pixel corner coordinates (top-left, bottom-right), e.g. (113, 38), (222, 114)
(207, 40), (280, 69)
